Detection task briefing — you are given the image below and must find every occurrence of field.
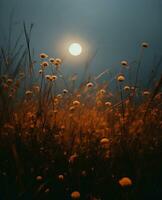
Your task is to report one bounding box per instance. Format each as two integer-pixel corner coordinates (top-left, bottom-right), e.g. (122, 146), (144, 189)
(0, 25), (162, 200)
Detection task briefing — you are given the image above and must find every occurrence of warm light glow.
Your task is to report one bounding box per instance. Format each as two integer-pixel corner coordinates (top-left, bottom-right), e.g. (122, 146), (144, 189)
(69, 43), (82, 56)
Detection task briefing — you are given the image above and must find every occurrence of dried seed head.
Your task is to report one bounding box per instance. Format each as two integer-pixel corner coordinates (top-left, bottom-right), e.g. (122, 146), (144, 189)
(141, 42), (149, 48)
(118, 177), (132, 187)
(7, 78), (13, 84)
(121, 60), (128, 67)
(100, 138), (109, 145)
(41, 61), (49, 68)
(39, 69), (43, 74)
(54, 58), (62, 65)
(51, 75), (57, 81)
(105, 101), (112, 107)
(58, 174), (64, 181)
(45, 75), (51, 80)
(71, 191), (80, 199)
(143, 90), (150, 96)
(49, 58), (55, 64)
(40, 53), (48, 59)
(99, 89), (106, 95)
(72, 100), (80, 106)
(86, 82), (94, 88)
(63, 89), (68, 94)
(124, 85), (130, 91)
(117, 74), (125, 82)
(69, 106), (75, 112)
(36, 176), (43, 181)
(25, 90), (33, 96)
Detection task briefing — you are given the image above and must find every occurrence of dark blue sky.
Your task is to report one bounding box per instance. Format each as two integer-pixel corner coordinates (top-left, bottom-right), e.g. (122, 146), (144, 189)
(0, 0), (162, 80)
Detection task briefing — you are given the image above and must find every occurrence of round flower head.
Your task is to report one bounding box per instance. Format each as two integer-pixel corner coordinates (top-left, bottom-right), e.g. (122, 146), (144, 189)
(8, 93), (14, 98)
(81, 170), (87, 177)
(69, 153), (78, 163)
(124, 85), (130, 91)
(40, 53), (48, 59)
(63, 89), (68, 94)
(100, 138), (109, 145)
(44, 188), (50, 193)
(57, 94), (62, 98)
(131, 86), (135, 91)
(72, 100), (80, 106)
(25, 90), (33, 96)
(51, 75), (57, 81)
(7, 78), (13, 85)
(71, 191), (80, 199)
(69, 106), (75, 112)
(58, 174), (64, 181)
(39, 69), (43, 74)
(117, 74), (125, 82)
(143, 90), (150, 96)
(118, 177), (132, 187)
(45, 75), (51, 81)
(99, 89), (106, 95)
(53, 109), (58, 114)
(86, 82), (94, 88)
(36, 175), (43, 181)
(121, 60), (128, 67)
(41, 61), (49, 68)
(141, 42), (149, 48)
(49, 58), (55, 64)
(54, 58), (62, 66)
(105, 101), (112, 107)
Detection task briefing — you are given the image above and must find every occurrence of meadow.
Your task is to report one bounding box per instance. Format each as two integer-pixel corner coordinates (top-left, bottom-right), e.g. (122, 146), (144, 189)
(0, 24), (162, 200)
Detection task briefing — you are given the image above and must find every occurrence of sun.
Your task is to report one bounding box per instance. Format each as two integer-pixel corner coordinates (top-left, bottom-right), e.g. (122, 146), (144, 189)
(69, 43), (82, 56)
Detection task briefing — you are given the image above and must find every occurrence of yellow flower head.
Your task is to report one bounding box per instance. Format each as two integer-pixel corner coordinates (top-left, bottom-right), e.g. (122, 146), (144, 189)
(36, 176), (43, 181)
(124, 85), (130, 91)
(71, 191), (80, 199)
(58, 174), (64, 181)
(117, 74), (125, 82)
(118, 177), (132, 187)
(72, 100), (80, 106)
(100, 138), (109, 146)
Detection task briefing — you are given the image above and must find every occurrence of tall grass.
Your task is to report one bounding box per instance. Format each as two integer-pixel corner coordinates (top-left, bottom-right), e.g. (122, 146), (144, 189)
(0, 24), (162, 200)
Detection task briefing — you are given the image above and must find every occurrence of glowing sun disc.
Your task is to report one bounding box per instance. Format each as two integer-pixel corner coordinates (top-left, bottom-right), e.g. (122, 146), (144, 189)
(69, 43), (82, 56)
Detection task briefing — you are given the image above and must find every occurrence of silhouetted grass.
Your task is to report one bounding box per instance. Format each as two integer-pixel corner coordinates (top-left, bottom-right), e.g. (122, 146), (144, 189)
(0, 24), (162, 200)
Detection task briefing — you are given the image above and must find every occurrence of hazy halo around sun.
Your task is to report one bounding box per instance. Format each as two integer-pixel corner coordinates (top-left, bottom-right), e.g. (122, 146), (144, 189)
(69, 43), (82, 56)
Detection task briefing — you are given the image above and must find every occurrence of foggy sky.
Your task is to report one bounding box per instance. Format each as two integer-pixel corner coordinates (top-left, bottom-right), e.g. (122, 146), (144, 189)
(0, 0), (162, 80)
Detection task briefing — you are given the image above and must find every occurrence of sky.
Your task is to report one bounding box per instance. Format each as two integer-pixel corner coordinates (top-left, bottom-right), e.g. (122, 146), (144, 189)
(0, 0), (162, 83)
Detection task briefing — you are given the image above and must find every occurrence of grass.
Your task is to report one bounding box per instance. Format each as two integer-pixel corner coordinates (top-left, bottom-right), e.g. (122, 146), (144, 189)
(0, 24), (162, 200)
